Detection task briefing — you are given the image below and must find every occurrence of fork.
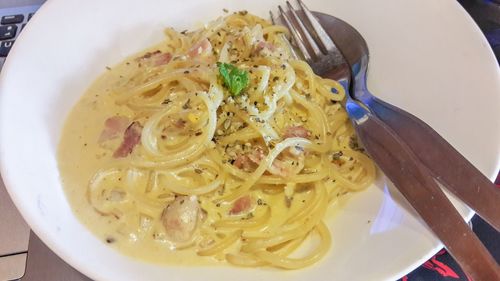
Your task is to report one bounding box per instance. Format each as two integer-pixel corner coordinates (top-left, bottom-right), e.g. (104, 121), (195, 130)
(273, 1), (500, 280)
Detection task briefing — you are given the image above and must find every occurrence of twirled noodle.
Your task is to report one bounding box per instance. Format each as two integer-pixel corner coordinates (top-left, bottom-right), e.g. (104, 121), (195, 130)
(58, 11), (376, 270)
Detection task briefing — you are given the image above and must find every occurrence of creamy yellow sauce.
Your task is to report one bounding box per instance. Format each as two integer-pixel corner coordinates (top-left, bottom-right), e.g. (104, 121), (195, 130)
(57, 58), (345, 265)
(58, 55), (213, 265)
(58, 12), (376, 269)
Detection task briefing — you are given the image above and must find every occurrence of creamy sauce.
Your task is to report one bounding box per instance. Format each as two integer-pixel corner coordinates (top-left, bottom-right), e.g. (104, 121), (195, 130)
(56, 11), (376, 267)
(58, 56), (216, 265)
(58, 59), (346, 266)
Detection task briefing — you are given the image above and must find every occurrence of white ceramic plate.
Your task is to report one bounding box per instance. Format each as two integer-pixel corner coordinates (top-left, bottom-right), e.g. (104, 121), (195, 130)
(1, 0), (499, 280)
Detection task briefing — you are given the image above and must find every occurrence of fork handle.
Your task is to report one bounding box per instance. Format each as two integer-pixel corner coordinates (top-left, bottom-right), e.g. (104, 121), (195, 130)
(361, 95), (500, 231)
(348, 104), (500, 281)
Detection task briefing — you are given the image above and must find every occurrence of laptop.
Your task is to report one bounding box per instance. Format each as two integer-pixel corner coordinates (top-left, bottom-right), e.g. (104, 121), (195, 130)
(0, 3), (41, 279)
(1, 1), (93, 279)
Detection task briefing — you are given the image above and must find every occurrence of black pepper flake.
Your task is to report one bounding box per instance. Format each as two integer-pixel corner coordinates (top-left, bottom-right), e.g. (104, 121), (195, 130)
(105, 66), (111, 70)
(180, 30), (188, 35)
(216, 203), (221, 207)
(257, 198), (264, 205)
(180, 199), (185, 204)
(194, 168), (203, 174)
(238, 10), (248, 15)
(182, 98), (191, 109)
(330, 99), (337, 104)
(273, 76), (279, 82)
(349, 136), (364, 151)
(281, 64), (286, 69)
(105, 237), (115, 244)
(218, 186), (225, 195)
(195, 131), (203, 136)
(184, 70), (190, 74)
(332, 151), (343, 160)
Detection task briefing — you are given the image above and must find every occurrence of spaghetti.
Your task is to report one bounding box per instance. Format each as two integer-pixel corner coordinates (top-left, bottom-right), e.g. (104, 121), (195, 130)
(58, 11), (376, 269)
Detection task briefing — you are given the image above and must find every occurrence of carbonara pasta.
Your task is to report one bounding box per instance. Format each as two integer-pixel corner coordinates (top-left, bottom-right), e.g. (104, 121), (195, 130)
(58, 11), (375, 269)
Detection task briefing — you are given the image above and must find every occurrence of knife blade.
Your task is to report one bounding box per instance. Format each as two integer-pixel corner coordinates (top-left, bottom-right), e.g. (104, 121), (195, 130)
(346, 99), (500, 281)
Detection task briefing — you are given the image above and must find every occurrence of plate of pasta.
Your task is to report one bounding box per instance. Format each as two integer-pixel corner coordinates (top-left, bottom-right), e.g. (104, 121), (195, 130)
(1, 0), (499, 281)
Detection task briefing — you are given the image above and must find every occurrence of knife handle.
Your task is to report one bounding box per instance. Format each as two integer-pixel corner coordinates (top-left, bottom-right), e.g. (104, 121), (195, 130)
(346, 100), (500, 281)
(361, 94), (500, 231)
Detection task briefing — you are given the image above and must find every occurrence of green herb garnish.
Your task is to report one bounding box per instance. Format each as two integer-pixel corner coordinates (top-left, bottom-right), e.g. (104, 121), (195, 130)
(217, 62), (249, 96)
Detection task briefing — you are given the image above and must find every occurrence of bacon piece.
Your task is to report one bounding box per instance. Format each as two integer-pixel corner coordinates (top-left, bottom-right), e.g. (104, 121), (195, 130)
(230, 195), (253, 215)
(161, 196), (200, 243)
(283, 125), (311, 139)
(188, 38), (212, 58)
(233, 154), (252, 171)
(153, 53), (172, 66)
(255, 41), (276, 52)
(234, 146), (290, 178)
(98, 116), (130, 143)
(247, 146), (266, 163)
(113, 122), (142, 158)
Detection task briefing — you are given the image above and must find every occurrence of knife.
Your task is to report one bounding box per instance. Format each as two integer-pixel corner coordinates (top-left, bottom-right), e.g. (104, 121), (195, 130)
(346, 98), (500, 281)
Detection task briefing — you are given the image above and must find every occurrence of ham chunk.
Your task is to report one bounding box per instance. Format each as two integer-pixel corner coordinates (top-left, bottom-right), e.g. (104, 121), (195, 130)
(233, 146), (290, 178)
(113, 122), (142, 158)
(283, 125), (311, 139)
(233, 154), (252, 171)
(98, 116), (130, 143)
(153, 53), (172, 66)
(254, 41), (276, 53)
(229, 195), (253, 215)
(161, 196), (200, 243)
(188, 38), (212, 58)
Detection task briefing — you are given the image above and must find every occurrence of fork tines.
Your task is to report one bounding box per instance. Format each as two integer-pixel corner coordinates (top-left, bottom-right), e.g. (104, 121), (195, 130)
(276, 0), (338, 61)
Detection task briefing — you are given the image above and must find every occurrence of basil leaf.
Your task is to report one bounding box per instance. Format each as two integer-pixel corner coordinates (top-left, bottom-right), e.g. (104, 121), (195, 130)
(217, 62), (249, 96)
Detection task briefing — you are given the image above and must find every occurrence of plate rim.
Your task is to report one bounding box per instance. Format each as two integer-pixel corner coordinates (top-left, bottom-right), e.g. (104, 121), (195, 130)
(0, 0), (499, 280)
